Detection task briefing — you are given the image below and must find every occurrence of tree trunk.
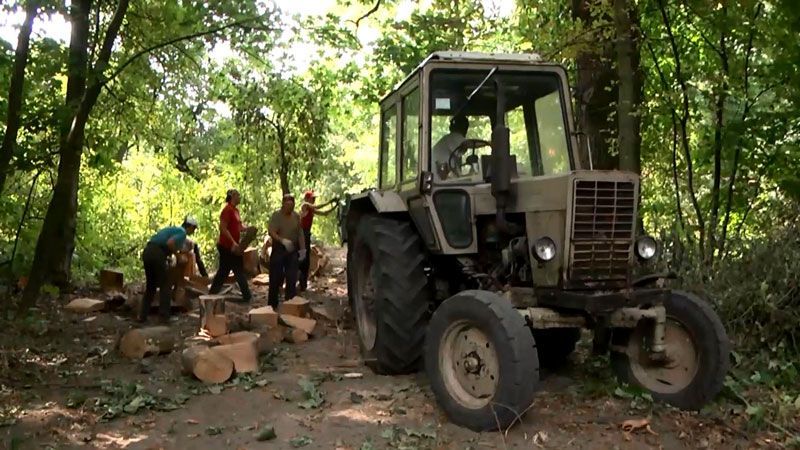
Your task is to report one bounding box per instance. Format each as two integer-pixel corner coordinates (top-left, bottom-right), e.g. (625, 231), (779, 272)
(278, 132), (290, 195)
(572, 0), (619, 170)
(20, 0), (130, 310)
(0, 0), (38, 195)
(614, 0), (642, 175)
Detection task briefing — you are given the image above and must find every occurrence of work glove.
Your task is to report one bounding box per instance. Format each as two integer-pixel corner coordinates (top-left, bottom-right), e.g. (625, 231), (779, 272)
(299, 249), (307, 262)
(167, 254), (177, 268)
(281, 238), (294, 252)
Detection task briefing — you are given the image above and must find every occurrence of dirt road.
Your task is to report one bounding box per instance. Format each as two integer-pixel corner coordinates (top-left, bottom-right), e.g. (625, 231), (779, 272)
(0, 248), (755, 449)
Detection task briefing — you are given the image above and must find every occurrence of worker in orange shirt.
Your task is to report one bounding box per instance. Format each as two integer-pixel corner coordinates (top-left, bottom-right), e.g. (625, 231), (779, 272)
(298, 190), (337, 292)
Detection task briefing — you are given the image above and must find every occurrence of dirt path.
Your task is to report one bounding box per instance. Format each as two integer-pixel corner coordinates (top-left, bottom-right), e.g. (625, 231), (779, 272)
(1, 248), (757, 449)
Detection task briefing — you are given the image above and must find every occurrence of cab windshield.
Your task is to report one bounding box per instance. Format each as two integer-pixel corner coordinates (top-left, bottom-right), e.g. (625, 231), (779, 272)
(429, 69), (572, 183)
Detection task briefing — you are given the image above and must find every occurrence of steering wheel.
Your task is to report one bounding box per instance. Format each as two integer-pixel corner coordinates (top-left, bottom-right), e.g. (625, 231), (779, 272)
(449, 139), (491, 177)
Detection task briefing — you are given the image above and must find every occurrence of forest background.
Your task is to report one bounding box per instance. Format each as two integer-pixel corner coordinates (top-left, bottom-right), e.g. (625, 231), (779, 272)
(1, 0), (799, 431)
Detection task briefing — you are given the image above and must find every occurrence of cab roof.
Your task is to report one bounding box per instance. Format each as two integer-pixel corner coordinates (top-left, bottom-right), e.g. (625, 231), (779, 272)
(381, 51), (545, 104)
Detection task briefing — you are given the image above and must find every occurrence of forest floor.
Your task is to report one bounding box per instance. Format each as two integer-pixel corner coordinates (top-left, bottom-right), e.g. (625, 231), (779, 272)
(0, 248), (787, 450)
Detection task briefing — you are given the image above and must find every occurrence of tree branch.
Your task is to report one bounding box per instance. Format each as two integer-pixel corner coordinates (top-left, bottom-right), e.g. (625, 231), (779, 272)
(349, 0), (382, 28)
(104, 15), (274, 85)
(657, 0), (705, 256)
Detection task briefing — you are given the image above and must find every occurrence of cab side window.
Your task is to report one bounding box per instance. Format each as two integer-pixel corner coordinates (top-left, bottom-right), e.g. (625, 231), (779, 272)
(401, 88), (420, 182)
(380, 107), (398, 189)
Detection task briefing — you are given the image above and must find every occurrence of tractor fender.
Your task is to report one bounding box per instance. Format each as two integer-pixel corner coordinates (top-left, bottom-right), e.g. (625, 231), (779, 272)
(340, 190), (408, 243)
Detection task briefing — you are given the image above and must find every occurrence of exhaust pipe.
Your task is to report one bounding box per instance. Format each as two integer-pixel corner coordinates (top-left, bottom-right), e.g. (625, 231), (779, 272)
(491, 79), (514, 234)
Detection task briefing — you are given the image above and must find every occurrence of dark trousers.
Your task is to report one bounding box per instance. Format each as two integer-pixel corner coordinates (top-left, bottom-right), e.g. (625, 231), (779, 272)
(298, 228), (312, 291)
(268, 242), (299, 309)
(140, 243), (170, 321)
(209, 244), (252, 301)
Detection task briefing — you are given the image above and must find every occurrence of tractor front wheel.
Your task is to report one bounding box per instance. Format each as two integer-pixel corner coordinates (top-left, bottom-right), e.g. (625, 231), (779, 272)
(610, 291), (730, 410)
(425, 290), (539, 431)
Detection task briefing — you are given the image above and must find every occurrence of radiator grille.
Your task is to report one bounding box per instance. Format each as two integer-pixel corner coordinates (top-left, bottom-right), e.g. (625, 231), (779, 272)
(569, 180), (636, 284)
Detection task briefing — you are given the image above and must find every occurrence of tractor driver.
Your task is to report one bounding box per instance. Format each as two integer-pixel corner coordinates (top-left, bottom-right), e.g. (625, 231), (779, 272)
(432, 115), (469, 181)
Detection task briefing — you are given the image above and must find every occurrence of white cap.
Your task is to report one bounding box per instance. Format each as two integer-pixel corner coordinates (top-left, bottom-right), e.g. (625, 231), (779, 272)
(184, 215), (198, 227)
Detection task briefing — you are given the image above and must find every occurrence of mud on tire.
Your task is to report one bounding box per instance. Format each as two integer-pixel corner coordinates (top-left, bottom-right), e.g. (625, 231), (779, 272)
(610, 291), (730, 410)
(347, 215), (432, 374)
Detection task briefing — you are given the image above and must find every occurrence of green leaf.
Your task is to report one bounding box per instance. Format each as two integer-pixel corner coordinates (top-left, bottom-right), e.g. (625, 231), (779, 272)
(289, 435), (313, 447)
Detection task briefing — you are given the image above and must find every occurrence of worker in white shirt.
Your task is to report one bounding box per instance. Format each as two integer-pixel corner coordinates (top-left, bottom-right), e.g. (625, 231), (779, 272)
(432, 115), (469, 181)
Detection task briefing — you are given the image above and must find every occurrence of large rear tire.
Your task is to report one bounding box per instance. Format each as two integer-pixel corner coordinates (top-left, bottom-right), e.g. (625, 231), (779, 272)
(425, 290), (539, 431)
(610, 291), (730, 409)
(347, 215), (432, 374)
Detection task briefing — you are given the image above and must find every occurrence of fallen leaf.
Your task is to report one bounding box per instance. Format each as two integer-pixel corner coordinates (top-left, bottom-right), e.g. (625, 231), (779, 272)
(186, 419), (199, 425)
(621, 418), (658, 436)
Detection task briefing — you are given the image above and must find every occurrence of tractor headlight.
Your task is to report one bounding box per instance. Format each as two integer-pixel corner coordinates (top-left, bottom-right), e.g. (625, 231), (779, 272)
(532, 237), (557, 262)
(635, 236), (658, 260)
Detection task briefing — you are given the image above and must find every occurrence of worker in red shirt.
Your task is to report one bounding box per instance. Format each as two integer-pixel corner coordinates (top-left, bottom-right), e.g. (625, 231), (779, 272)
(298, 190), (337, 292)
(209, 189), (252, 303)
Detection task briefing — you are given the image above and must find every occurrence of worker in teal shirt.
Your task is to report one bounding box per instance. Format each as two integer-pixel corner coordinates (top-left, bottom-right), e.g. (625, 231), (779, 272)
(139, 216), (198, 323)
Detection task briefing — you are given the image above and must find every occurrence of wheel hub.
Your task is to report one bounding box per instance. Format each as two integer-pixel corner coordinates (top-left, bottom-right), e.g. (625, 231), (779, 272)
(440, 321), (500, 409)
(628, 318), (699, 394)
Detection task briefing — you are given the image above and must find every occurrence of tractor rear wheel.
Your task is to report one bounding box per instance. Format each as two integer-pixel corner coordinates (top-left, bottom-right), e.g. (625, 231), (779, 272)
(610, 291), (730, 410)
(347, 215), (432, 374)
(425, 290), (539, 431)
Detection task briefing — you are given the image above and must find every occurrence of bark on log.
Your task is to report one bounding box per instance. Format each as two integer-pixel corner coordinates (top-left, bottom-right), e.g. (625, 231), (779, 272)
(285, 328), (309, 344)
(119, 326), (175, 359)
(210, 341), (258, 373)
(243, 247), (259, 277)
(181, 345), (233, 383)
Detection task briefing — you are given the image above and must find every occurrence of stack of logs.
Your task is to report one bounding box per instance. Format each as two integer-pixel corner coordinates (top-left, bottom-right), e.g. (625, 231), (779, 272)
(117, 294), (328, 384)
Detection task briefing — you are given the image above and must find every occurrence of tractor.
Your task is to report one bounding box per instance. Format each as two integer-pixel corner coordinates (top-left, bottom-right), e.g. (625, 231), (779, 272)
(340, 51), (730, 431)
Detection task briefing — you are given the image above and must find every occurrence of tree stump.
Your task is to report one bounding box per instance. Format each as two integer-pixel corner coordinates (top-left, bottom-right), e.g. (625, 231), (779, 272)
(119, 326), (175, 359)
(199, 295), (226, 331)
(181, 345), (234, 384)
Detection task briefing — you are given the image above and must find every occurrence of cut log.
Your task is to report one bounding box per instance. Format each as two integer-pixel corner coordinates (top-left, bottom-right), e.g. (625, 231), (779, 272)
(310, 305), (335, 323)
(249, 306), (279, 328)
(172, 286), (191, 312)
(278, 296), (310, 318)
(252, 273), (270, 286)
(280, 314), (316, 336)
(200, 295), (226, 332)
(227, 312), (249, 333)
(119, 326), (175, 359)
(254, 325), (287, 346)
(100, 269), (124, 293)
(217, 331), (271, 354)
(285, 328), (309, 344)
(181, 345), (233, 383)
(243, 247), (259, 277)
(210, 341), (258, 373)
(239, 226), (258, 250)
(205, 314), (228, 337)
(65, 297), (106, 313)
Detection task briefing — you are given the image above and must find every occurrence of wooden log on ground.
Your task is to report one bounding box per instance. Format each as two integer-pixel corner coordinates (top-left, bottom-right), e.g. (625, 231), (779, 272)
(181, 345), (233, 383)
(249, 306), (279, 328)
(188, 274), (210, 292)
(285, 328), (309, 344)
(217, 331), (271, 354)
(119, 326), (175, 359)
(310, 305), (335, 323)
(280, 314), (317, 336)
(278, 296), (310, 318)
(210, 341), (258, 373)
(65, 297), (106, 313)
(252, 325), (286, 346)
(99, 269), (124, 293)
